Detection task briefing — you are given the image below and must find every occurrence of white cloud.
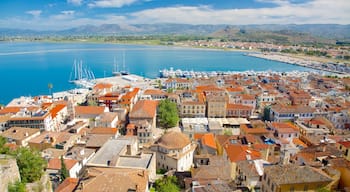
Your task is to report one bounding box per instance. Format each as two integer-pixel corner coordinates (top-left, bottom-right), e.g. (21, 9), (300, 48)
(128, 0), (350, 25)
(67, 0), (83, 6)
(51, 10), (75, 20)
(26, 10), (42, 18)
(88, 0), (138, 8)
(3, 0), (349, 30)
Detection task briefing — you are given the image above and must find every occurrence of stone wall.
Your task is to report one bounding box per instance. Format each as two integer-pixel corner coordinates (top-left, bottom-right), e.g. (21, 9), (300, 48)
(0, 155), (21, 192)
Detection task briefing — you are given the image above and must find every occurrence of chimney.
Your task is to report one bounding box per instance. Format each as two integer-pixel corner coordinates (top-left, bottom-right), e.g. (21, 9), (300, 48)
(80, 149), (85, 156)
(126, 144), (132, 155)
(25, 132), (29, 137)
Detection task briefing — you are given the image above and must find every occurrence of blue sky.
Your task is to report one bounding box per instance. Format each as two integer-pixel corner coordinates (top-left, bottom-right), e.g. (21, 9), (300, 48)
(0, 0), (349, 30)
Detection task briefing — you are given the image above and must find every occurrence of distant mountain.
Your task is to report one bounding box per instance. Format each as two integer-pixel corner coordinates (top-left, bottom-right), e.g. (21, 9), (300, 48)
(211, 26), (335, 44)
(1, 24), (349, 42)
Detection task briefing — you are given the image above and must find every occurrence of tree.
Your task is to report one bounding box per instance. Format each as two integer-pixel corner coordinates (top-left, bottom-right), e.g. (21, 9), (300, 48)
(154, 176), (180, 192)
(60, 156), (69, 182)
(0, 135), (10, 154)
(158, 99), (179, 128)
(15, 147), (46, 183)
(48, 83), (53, 95)
(8, 181), (26, 192)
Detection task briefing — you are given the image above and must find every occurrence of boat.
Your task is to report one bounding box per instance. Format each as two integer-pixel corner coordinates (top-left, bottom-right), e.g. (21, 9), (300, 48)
(112, 57), (121, 76)
(69, 60), (95, 88)
(119, 51), (129, 75)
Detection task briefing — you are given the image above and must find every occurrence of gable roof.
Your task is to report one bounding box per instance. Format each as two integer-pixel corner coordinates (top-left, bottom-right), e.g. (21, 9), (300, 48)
(77, 167), (148, 192)
(90, 127), (118, 135)
(129, 100), (158, 119)
(264, 164), (332, 185)
(75, 106), (105, 116)
(224, 145), (261, 162)
(54, 178), (79, 192)
(47, 158), (78, 170)
(201, 133), (217, 150)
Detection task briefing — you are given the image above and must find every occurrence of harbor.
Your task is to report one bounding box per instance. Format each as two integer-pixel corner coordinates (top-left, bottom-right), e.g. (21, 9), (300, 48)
(247, 53), (350, 75)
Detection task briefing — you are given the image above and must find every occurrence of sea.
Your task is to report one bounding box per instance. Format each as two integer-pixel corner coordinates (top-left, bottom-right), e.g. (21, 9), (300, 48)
(0, 42), (312, 105)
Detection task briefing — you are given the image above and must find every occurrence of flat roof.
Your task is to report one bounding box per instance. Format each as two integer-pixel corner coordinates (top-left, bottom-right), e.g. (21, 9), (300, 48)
(117, 153), (153, 169)
(87, 137), (134, 166)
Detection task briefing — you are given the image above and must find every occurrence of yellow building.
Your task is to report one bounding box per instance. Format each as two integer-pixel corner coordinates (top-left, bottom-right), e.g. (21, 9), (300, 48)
(262, 164), (333, 192)
(337, 141), (350, 161)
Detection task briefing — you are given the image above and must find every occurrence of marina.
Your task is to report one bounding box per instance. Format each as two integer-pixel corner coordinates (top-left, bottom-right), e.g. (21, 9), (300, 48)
(0, 42), (315, 104)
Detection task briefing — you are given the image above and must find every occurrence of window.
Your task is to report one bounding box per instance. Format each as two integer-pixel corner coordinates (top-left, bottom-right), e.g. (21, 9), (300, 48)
(290, 186), (294, 192)
(271, 183), (274, 191)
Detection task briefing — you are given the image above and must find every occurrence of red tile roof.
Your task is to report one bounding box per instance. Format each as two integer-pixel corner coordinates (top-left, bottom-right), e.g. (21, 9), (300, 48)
(50, 104), (67, 118)
(144, 89), (166, 95)
(338, 141), (350, 148)
(129, 100), (158, 119)
(224, 145), (261, 162)
(75, 106), (105, 115)
(90, 127), (118, 135)
(94, 83), (113, 90)
(54, 178), (79, 192)
(47, 158), (77, 170)
(201, 133), (217, 150)
(0, 107), (21, 115)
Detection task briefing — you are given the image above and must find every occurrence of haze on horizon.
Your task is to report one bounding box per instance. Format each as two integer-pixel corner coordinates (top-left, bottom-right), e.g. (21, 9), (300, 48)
(0, 0), (349, 30)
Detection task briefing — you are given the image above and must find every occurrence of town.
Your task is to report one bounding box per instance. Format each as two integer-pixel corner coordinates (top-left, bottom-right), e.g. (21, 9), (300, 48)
(1, 70), (350, 192)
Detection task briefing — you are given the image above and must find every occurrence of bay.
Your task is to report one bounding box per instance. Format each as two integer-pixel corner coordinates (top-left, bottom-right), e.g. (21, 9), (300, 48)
(0, 42), (311, 105)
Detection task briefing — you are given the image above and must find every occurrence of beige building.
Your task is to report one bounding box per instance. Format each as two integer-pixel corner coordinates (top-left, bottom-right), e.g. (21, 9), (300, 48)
(150, 131), (196, 172)
(0, 127), (40, 147)
(180, 101), (206, 118)
(262, 164), (333, 192)
(206, 94), (227, 118)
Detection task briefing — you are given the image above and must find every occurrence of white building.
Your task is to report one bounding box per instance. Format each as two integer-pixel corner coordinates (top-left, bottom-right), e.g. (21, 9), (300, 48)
(150, 131), (196, 172)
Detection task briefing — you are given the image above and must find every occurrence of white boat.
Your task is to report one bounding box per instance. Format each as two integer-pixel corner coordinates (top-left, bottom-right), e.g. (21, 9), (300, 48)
(69, 60), (95, 88)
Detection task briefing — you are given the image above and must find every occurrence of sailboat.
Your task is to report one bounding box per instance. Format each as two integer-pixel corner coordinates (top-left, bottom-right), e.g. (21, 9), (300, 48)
(119, 51), (130, 75)
(69, 60), (95, 88)
(112, 56), (121, 76)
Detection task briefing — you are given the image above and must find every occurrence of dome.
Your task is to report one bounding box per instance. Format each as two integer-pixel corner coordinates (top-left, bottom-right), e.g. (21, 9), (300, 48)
(157, 131), (190, 149)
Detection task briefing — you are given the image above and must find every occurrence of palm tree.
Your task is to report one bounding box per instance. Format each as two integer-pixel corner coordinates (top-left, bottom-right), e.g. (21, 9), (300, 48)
(48, 83), (53, 96)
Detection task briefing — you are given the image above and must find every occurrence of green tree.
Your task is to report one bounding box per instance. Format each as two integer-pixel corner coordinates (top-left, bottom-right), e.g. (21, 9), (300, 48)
(0, 136), (10, 154)
(60, 156), (69, 182)
(48, 83), (53, 96)
(8, 181), (26, 192)
(15, 147), (46, 183)
(154, 176), (180, 192)
(158, 99), (179, 128)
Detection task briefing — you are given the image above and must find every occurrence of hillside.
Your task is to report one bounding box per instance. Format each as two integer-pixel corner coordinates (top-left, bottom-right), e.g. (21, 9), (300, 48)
(1, 24), (349, 44)
(211, 26), (335, 45)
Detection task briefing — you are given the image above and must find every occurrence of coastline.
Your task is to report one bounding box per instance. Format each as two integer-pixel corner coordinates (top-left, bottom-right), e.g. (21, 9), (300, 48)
(246, 52), (350, 75)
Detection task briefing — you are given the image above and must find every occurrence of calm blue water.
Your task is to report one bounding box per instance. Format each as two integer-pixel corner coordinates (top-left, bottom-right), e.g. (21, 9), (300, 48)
(0, 42), (311, 105)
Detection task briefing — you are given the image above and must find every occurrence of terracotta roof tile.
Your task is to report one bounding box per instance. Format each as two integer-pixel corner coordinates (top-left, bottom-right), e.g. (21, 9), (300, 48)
(47, 158), (77, 170)
(129, 100), (158, 119)
(155, 131), (190, 149)
(224, 145), (261, 162)
(75, 106), (105, 115)
(201, 133), (217, 150)
(55, 178), (79, 192)
(0, 107), (21, 115)
(338, 141), (350, 148)
(50, 104), (67, 118)
(90, 127), (118, 135)
(94, 83), (113, 90)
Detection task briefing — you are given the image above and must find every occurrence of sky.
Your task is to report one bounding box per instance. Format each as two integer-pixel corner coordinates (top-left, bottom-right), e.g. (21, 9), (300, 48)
(0, 0), (349, 30)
